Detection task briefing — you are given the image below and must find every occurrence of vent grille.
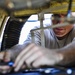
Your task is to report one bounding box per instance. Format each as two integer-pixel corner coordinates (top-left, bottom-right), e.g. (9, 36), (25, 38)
(1, 18), (24, 50)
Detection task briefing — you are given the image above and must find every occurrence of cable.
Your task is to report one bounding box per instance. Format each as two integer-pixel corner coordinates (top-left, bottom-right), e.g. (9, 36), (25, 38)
(67, 0), (72, 18)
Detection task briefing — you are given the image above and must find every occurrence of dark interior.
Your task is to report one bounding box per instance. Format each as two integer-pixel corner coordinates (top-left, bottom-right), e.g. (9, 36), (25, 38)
(1, 18), (25, 51)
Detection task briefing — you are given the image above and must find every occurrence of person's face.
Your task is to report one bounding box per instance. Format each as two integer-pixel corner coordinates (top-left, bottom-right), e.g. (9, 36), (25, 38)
(52, 14), (73, 37)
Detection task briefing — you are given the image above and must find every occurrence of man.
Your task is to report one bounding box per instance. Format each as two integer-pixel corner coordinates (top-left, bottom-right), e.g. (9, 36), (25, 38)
(0, 13), (75, 73)
(13, 13), (75, 71)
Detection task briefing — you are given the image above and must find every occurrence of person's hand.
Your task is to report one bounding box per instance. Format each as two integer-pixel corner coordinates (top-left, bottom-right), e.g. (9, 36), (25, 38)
(0, 51), (11, 74)
(0, 51), (11, 62)
(0, 44), (29, 74)
(14, 43), (63, 72)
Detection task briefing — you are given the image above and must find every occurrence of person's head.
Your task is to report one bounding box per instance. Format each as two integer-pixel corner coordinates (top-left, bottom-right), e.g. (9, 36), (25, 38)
(52, 14), (73, 38)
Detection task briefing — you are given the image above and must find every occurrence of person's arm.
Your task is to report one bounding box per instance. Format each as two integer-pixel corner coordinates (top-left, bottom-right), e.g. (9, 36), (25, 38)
(57, 41), (75, 67)
(4, 44), (28, 61)
(13, 41), (75, 71)
(0, 30), (33, 74)
(0, 26), (41, 62)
